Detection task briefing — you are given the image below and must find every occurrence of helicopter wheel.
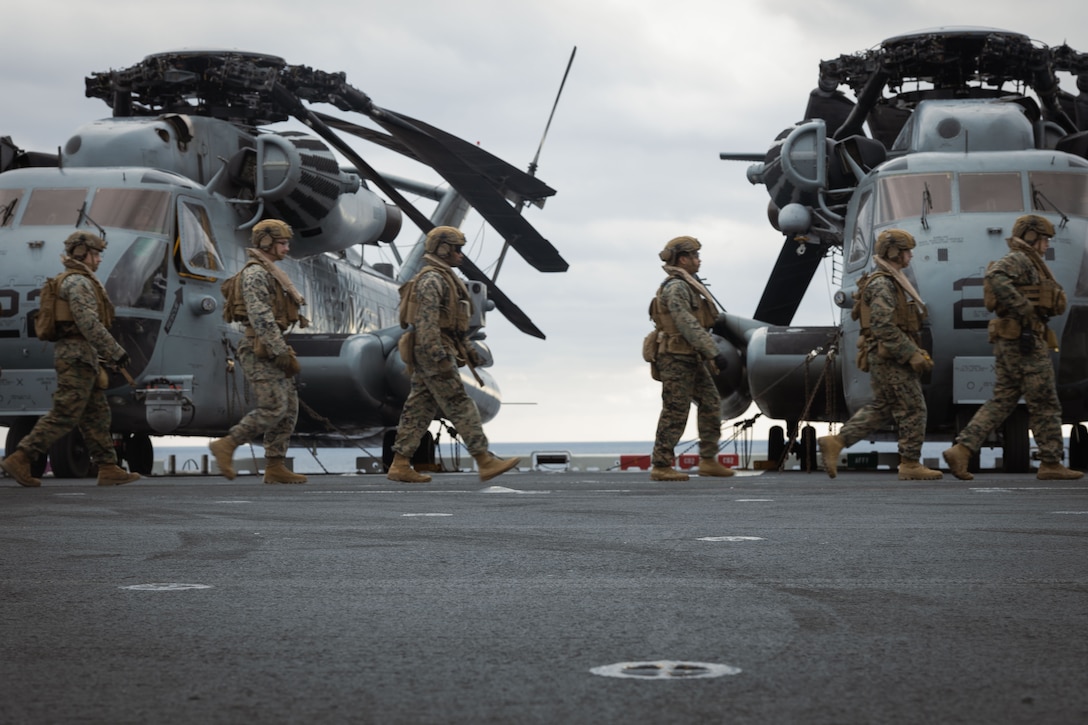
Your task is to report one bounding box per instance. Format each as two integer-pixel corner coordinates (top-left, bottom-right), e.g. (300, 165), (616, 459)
(5, 417), (48, 478)
(767, 425), (785, 470)
(799, 425), (817, 472)
(1001, 406), (1031, 474)
(123, 433), (155, 475)
(1069, 424), (1088, 471)
(49, 430), (97, 479)
(381, 429), (435, 471)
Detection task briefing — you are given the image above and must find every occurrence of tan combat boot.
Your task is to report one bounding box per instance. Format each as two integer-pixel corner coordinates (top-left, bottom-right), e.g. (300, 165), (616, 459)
(264, 458), (307, 484)
(0, 449), (42, 487)
(209, 436), (238, 480)
(1036, 462), (1085, 480)
(898, 460), (943, 481)
(387, 453), (432, 483)
(474, 452), (521, 482)
(698, 457), (735, 477)
(818, 435), (846, 478)
(942, 444), (974, 481)
(650, 466), (689, 482)
(97, 464), (140, 486)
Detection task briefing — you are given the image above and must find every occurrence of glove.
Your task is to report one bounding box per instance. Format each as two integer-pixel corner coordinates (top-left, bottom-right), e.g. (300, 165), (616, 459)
(114, 352), (131, 369)
(273, 351), (301, 376)
(908, 350), (933, 375)
(1018, 331), (1035, 355)
(712, 352), (730, 374)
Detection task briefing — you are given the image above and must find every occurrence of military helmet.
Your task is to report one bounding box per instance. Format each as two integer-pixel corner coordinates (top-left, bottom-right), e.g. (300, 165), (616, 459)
(874, 229), (916, 261)
(251, 219), (293, 250)
(659, 235), (701, 264)
(1012, 214), (1055, 241)
(64, 231), (107, 258)
(425, 226), (467, 255)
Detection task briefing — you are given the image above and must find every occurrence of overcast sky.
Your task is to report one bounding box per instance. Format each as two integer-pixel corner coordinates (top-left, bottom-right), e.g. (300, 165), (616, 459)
(3, 1), (1085, 444)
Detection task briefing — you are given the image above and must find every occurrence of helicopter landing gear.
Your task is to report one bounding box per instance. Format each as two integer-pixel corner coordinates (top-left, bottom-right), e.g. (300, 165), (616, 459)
(48, 430), (96, 479)
(121, 433), (155, 475)
(1069, 424), (1088, 471)
(1001, 406), (1031, 473)
(4, 417), (47, 478)
(382, 430), (435, 472)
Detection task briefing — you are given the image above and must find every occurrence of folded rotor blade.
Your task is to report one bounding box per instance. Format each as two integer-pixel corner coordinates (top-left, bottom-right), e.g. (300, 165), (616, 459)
(752, 237), (827, 326)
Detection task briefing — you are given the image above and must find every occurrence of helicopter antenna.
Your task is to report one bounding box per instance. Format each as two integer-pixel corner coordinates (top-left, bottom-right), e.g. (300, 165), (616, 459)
(494, 46), (576, 282)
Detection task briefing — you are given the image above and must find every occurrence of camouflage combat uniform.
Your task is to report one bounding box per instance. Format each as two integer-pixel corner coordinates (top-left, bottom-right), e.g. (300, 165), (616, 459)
(393, 257), (488, 458)
(228, 260), (299, 458)
(16, 260), (126, 465)
(651, 272), (721, 468)
(839, 273), (929, 462)
(954, 237), (1065, 463)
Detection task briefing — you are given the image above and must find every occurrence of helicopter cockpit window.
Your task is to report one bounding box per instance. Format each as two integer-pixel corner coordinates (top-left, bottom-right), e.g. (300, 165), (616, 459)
(20, 188), (88, 227)
(959, 173), (1023, 213)
(0, 188), (23, 227)
(876, 173), (952, 224)
(176, 200), (224, 274)
(104, 237), (169, 312)
(89, 188), (171, 235)
(847, 189), (874, 269)
(1028, 172), (1088, 217)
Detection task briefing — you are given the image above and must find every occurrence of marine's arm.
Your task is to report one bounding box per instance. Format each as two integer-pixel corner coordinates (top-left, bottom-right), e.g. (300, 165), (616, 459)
(867, 276), (920, 363)
(64, 275), (125, 362)
(662, 280), (718, 359)
(241, 265), (289, 358)
(413, 272), (452, 366)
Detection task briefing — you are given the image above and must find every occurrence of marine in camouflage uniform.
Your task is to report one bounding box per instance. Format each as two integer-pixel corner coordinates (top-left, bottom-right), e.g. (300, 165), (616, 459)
(0, 232), (139, 487)
(943, 215), (1082, 481)
(648, 236), (734, 482)
(209, 220), (308, 484)
(818, 230), (942, 480)
(387, 226), (520, 484)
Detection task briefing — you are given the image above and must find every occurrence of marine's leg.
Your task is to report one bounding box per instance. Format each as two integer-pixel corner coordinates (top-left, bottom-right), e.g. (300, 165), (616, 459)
(17, 358), (95, 460)
(651, 355), (695, 469)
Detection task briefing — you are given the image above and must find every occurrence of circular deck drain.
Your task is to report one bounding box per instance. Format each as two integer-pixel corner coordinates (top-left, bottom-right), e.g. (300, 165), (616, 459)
(591, 660), (741, 679)
(120, 583), (213, 591)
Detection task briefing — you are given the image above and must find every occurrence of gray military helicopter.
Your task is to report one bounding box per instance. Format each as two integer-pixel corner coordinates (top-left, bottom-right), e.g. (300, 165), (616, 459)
(715, 27), (1088, 473)
(0, 50), (568, 477)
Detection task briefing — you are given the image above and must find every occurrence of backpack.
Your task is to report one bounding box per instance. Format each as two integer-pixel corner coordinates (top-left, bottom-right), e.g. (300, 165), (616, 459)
(221, 271), (247, 323)
(32, 273), (72, 342)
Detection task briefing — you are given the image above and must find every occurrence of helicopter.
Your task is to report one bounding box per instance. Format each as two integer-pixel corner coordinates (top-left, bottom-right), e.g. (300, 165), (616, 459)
(714, 26), (1088, 473)
(0, 49), (569, 478)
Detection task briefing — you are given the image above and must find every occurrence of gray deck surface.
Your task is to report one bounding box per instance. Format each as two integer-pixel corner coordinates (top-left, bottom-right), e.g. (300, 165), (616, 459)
(2, 468), (1087, 724)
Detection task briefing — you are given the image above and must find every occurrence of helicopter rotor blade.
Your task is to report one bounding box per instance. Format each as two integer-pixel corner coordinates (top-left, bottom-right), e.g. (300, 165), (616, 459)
(752, 236), (827, 326)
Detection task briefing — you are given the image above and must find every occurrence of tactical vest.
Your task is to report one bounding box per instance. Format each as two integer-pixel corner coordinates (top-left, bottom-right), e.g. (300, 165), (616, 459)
(983, 255), (1067, 319)
(649, 276), (717, 356)
(398, 264), (471, 335)
(851, 271), (924, 342)
(54, 269), (115, 337)
(222, 260), (303, 331)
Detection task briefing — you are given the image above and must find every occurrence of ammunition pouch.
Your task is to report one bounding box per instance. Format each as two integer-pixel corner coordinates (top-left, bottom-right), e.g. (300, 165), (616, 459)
(95, 365), (110, 390)
(642, 331), (659, 364)
(988, 317), (1021, 343)
(398, 329), (416, 373)
(1022, 280), (1067, 318)
(855, 335), (871, 373)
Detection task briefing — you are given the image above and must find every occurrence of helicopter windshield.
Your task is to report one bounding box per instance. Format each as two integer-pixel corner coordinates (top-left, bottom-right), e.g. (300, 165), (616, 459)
(0, 189), (22, 227)
(876, 173), (952, 224)
(1028, 172), (1088, 217)
(959, 173), (1024, 214)
(20, 188), (87, 226)
(89, 188), (171, 235)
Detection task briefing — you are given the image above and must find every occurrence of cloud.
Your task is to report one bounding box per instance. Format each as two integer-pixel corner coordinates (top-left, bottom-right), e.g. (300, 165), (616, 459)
(2, 0), (1087, 446)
